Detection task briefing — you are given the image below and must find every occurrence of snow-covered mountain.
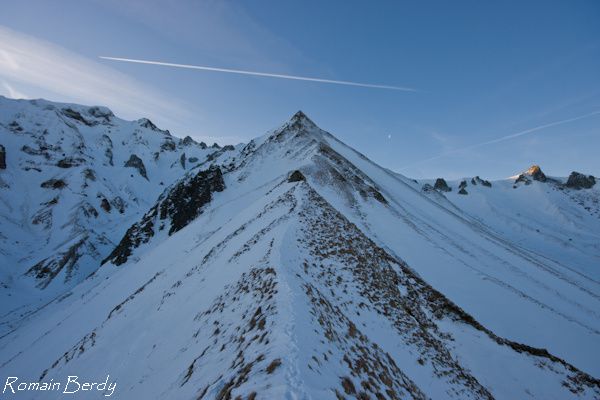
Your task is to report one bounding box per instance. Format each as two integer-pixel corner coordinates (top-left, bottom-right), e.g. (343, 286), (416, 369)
(0, 96), (236, 329)
(1, 98), (599, 399)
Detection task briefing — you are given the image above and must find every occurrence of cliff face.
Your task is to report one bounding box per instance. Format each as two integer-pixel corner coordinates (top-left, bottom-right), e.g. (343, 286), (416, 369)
(103, 165), (225, 266)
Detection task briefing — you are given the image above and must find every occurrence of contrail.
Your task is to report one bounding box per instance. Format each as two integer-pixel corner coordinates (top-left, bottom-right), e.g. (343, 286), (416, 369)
(400, 110), (600, 169)
(99, 56), (416, 92)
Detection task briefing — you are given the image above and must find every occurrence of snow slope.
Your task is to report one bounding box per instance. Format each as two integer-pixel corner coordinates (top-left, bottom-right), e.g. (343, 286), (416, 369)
(0, 104), (599, 399)
(0, 96), (235, 332)
(314, 138), (600, 376)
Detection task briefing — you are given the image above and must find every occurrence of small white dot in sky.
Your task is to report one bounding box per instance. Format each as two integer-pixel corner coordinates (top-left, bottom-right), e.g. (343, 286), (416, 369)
(387, 134), (392, 139)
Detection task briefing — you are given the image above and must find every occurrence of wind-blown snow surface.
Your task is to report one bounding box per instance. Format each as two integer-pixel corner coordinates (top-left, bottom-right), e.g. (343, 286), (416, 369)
(1, 104), (599, 399)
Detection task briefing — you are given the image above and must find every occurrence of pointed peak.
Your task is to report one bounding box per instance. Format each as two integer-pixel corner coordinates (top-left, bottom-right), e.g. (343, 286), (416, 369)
(291, 110), (308, 119)
(288, 110), (317, 129)
(514, 164), (547, 185)
(524, 164), (546, 181)
(263, 110), (323, 144)
(526, 164), (543, 175)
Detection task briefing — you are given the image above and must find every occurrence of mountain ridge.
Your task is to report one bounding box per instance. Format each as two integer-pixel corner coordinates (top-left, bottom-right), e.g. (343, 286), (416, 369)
(1, 97), (599, 399)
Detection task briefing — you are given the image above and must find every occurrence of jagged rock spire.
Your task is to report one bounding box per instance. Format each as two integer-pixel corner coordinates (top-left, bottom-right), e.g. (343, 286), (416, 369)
(525, 165), (546, 182)
(515, 164), (547, 185)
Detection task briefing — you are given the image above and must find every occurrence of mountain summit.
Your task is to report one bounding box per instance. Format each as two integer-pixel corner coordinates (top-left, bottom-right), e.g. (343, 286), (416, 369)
(289, 110), (316, 126)
(1, 98), (599, 399)
(516, 164), (547, 183)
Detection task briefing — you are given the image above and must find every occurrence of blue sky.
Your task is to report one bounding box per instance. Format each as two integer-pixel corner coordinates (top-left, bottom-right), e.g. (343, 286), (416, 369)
(1, 0), (599, 179)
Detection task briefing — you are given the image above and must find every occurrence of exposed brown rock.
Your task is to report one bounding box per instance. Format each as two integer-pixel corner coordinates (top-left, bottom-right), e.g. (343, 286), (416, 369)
(100, 198), (111, 213)
(265, 359), (281, 374)
(40, 178), (67, 189)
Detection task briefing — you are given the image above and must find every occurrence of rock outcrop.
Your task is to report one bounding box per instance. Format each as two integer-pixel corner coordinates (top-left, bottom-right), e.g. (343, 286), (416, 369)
(527, 165), (547, 181)
(62, 108), (93, 126)
(566, 171), (596, 189)
(516, 165), (547, 185)
(434, 178), (451, 192)
(57, 157), (84, 168)
(124, 154), (148, 180)
(138, 118), (170, 135)
(182, 136), (196, 146)
(103, 165), (225, 266)
(100, 198), (111, 213)
(471, 176), (492, 187)
(161, 139), (176, 152)
(40, 178), (67, 189)
(288, 170), (306, 183)
(26, 238), (87, 289)
(458, 180), (468, 195)
(0, 144), (6, 169)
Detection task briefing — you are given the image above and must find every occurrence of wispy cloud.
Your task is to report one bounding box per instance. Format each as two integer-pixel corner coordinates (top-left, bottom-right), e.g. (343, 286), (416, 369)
(1, 81), (28, 99)
(400, 110), (600, 169)
(93, 0), (309, 73)
(99, 56), (417, 92)
(0, 25), (191, 129)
